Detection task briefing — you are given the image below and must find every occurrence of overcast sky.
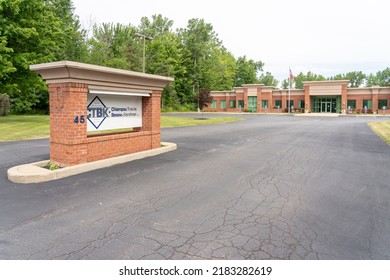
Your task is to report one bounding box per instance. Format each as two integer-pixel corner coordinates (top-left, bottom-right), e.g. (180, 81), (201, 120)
(72, 0), (390, 83)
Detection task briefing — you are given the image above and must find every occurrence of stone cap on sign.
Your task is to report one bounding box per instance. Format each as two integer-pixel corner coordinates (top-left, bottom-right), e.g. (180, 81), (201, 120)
(30, 61), (174, 92)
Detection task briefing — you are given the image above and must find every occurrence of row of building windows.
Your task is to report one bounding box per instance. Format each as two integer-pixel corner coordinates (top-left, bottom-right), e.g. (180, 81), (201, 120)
(211, 99), (388, 109)
(347, 99), (388, 109)
(212, 99), (305, 109)
(212, 99), (301, 109)
(211, 100), (244, 109)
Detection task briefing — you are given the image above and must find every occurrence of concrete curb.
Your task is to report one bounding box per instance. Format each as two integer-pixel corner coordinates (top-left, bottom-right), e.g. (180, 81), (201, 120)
(7, 142), (177, 184)
(294, 113), (390, 118)
(293, 113), (340, 117)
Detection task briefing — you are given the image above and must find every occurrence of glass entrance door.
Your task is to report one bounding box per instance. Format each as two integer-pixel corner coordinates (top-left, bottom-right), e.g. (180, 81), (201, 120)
(321, 102), (327, 112)
(320, 100), (336, 113)
(312, 97), (340, 113)
(248, 96), (257, 112)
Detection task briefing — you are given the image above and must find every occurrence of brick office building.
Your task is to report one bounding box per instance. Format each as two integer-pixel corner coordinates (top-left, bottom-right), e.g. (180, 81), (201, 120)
(207, 80), (390, 114)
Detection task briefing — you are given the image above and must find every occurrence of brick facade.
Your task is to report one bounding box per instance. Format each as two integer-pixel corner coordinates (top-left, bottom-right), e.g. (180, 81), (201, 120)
(48, 83), (88, 166)
(208, 81), (390, 114)
(304, 85), (310, 112)
(341, 83), (348, 111)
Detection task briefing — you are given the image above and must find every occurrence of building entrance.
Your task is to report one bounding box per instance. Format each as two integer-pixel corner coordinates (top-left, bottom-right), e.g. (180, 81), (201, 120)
(312, 97), (339, 113)
(320, 100), (336, 113)
(248, 96), (257, 112)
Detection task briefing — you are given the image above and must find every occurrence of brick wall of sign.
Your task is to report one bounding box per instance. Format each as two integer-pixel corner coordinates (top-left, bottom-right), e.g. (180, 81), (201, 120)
(48, 83), (162, 166)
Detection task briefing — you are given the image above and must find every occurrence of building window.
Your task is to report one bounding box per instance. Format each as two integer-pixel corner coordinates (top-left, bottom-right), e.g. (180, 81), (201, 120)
(261, 100), (268, 109)
(378, 99), (388, 109)
(230, 100), (236, 108)
(211, 100), (217, 109)
(220, 100), (226, 109)
(286, 100), (294, 109)
(347, 100), (356, 109)
(238, 100), (244, 108)
(298, 100), (305, 109)
(274, 100), (282, 109)
(362, 100), (372, 109)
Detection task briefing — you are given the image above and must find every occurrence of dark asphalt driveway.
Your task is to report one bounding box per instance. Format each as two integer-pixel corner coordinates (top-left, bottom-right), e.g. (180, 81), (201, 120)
(0, 114), (389, 259)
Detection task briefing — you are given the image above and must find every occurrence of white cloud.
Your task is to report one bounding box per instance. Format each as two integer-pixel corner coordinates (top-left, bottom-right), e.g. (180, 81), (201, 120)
(72, 0), (390, 82)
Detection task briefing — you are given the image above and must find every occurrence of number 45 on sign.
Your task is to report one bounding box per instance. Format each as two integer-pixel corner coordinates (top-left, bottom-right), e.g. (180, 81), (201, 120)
(74, 115), (85, 123)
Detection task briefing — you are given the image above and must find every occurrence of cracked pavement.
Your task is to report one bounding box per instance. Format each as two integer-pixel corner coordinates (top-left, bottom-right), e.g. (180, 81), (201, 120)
(1, 114), (390, 259)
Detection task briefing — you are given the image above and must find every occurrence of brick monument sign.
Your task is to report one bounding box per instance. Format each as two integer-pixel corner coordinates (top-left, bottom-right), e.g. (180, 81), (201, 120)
(30, 61), (173, 167)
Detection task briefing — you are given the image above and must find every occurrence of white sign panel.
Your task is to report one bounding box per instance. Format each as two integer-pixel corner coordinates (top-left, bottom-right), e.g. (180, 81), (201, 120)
(87, 93), (142, 131)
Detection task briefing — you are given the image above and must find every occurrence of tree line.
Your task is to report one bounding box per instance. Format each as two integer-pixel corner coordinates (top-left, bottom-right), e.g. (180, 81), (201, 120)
(1, 0), (389, 114)
(281, 70), (390, 89)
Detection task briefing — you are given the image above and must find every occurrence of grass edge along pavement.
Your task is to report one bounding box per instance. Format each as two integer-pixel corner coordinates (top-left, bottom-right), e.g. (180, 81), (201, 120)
(368, 121), (390, 146)
(0, 115), (50, 141)
(160, 116), (245, 128)
(0, 115), (245, 142)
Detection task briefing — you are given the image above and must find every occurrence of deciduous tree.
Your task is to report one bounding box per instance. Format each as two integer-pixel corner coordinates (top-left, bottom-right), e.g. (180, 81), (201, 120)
(283, 71), (326, 89)
(87, 23), (141, 70)
(258, 71), (278, 87)
(329, 71), (366, 87)
(366, 68), (390, 87)
(234, 56), (264, 86)
(177, 18), (223, 103)
(0, 0), (85, 113)
(138, 15), (185, 110)
(195, 88), (213, 117)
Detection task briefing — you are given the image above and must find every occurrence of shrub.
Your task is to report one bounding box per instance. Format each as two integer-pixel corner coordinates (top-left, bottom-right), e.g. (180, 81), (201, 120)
(161, 103), (196, 113)
(44, 162), (60, 171)
(0, 94), (10, 116)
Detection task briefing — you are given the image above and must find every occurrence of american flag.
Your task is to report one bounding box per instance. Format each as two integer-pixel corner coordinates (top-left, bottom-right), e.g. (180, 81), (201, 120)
(289, 68), (294, 81)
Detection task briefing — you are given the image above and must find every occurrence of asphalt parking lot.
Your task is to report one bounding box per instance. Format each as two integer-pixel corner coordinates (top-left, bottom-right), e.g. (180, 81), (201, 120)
(0, 114), (389, 259)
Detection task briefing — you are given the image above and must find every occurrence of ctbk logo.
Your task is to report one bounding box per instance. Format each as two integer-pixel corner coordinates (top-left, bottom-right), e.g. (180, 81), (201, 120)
(87, 96), (110, 129)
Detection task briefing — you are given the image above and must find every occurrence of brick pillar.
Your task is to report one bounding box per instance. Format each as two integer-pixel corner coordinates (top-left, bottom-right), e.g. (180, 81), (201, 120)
(244, 88), (248, 110)
(341, 84), (348, 112)
(371, 88), (379, 113)
(356, 99), (363, 111)
(48, 83), (88, 166)
(281, 90), (287, 111)
(142, 91), (162, 149)
(304, 85), (311, 113)
(226, 94), (230, 112)
(257, 89), (262, 112)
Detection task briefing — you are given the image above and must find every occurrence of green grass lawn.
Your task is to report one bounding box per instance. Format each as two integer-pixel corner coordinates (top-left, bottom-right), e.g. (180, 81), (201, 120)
(0, 115), (50, 141)
(0, 115), (244, 142)
(368, 121), (390, 146)
(161, 116), (244, 128)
